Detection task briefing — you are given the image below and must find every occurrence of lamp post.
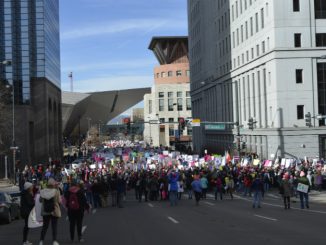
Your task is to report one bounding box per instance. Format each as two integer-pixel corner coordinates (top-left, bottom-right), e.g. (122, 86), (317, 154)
(2, 60), (17, 184)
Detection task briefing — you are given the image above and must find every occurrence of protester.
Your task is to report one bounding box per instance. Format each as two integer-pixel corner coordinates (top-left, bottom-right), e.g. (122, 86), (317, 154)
(191, 175), (202, 206)
(251, 174), (264, 208)
(200, 174), (208, 199)
(65, 180), (89, 243)
(279, 173), (292, 209)
(168, 170), (179, 206)
(39, 178), (61, 245)
(21, 182), (35, 245)
(297, 171), (310, 209)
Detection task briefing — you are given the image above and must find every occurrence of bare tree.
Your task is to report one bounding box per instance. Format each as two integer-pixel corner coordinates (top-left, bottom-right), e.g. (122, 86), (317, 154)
(0, 81), (12, 155)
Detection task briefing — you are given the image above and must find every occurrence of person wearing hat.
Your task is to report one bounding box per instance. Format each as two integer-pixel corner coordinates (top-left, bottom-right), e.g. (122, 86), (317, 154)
(279, 173), (292, 209)
(39, 178), (61, 245)
(21, 182), (35, 245)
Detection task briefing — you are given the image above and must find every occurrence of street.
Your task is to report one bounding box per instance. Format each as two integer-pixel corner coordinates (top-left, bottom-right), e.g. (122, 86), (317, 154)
(1, 191), (325, 245)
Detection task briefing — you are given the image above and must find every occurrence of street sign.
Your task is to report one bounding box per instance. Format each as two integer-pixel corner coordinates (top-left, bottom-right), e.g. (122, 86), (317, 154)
(192, 118), (201, 127)
(204, 124), (226, 130)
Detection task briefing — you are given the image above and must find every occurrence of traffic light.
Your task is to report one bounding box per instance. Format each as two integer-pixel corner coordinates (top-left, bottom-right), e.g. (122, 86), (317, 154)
(305, 112), (312, 127)
(248, 117), (254, 130)
(178, 117), (186, 130)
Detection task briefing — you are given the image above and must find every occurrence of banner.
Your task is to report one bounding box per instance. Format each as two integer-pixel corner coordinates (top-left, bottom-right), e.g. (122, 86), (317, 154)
(297, 183), (309, 193)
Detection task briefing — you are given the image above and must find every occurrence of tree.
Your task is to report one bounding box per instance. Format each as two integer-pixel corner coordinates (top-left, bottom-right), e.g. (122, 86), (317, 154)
(0, 80), (12, 155)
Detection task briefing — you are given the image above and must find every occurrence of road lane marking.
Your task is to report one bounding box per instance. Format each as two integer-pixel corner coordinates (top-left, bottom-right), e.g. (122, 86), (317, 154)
(148, 203), (154, 208)
(203, 201), (215, 206)
(207, 194), (215, 198)
(82, 225), (87, 234)
(167, 216), (179, 224)
(254, 214), (277, 221)
(254, 215), (277, 221)
(233, 194), (326, 215)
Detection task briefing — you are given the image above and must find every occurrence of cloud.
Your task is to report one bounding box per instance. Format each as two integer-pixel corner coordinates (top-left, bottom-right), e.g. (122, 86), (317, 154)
(61, 75), (153, 93)
(61, 58), (155, 73)
(61, 18), (187, 40)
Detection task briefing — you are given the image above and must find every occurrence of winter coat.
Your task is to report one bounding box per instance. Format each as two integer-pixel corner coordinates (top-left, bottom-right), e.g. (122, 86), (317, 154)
(40, 188), (61, 218)
(168, 173), (179, 191)
(191, 179), (202, 193)
(251, 178), (264, 192)
(280, 179), (292, 197)
(20, 190), (35, 219)
(65, 186), (89, 213)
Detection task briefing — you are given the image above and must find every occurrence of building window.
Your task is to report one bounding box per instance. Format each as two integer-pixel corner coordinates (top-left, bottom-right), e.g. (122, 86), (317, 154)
(149, 100), (152, 114)
(317, 63), (326, 126)
(158, 92), (164, 98)
(168, 98), (174, 111)
(316, 33), (326, 46)
(159, 118), (165, 123)
(261, 8), (264, 29)
(297, 105), (304, 119)
(169, 118), (174, 123)
(168, 71), (173, 77)
(176, 70), (182, 76)
(177, 98), (183, 111)
(177, 91), (182, 97)
(315, 0), (326, 19)
(255, 13), (259, 32)
(294, 33), (301, 47)
(250, 17), (253, 36)
(262, 41), (265, 53)
(161, 72), (166, 78)
(168, 92), (173, 97)
(293, 0), (300, 11)
(159, 99), (164, 111)
(296, 69), (303, 83)
(156, 73), (159, 78)
(256, 44), (260, 56)
(169, 128), (174, 136)
(186, 98), (191, 110)
(186, 70), (190, 76)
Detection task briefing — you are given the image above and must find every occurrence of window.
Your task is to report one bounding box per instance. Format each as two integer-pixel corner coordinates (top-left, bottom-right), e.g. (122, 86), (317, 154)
(168, 99), (174, 111)
(159, 99), (164, 111)
(168, 92), (173, 98)
(262, 41), (265, 53)
(177, 98), (183, 111)
(158, 92), (164, 98)
(261, 8), (264, 29)
(250, 17), (253, 36)
(293, 0), (300, 11)
(156, 73), (159, 78)
(161, 72), (166, 77)
(176, 70), (182, 76)
(317, 63), (326, 126)
(169, 118), (174, 123)
(315, 0), (326, 19)
(159, 118), (165, 123)
(245, 21), (248, 39)
(149, 100), (152, 114)
(186, 70), (190, 76)
(186, 98), (192, 110)
(294, 33), (301, 47)
(251, 47), (254, 59)
(296, 69), (303, 83)
(297, 105), (304, 119)
(256, 45), (260, 56)
(255, 13), (259, 32)
(177, 91), (182, 98)
(168, 71), (173, 77)
(316, 33), (326, 46)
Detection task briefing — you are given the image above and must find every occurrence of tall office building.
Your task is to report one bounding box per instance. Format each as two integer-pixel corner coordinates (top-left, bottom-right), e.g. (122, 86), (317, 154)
(0, 0), (62, 166)
(188, 0), (326, 159)
(144, 37), (192, 149)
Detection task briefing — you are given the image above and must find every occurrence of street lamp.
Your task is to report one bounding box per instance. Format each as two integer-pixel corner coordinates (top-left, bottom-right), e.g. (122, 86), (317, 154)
(2, 60), (17, 184)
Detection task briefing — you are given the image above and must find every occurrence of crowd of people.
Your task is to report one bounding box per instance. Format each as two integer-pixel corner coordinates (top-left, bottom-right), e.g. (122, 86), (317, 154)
(18, 141), (326, 245)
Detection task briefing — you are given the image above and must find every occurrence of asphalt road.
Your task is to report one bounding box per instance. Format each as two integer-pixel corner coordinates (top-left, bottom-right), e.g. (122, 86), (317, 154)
(1, 191), (326, 245)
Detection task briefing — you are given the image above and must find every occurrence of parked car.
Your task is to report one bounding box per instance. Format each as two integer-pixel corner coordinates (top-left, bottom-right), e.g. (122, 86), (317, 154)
(0, 192), (20, 224)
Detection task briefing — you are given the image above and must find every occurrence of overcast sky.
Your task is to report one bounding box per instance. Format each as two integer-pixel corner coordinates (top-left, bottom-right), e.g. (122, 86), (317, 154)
(60, 0), (188, 93)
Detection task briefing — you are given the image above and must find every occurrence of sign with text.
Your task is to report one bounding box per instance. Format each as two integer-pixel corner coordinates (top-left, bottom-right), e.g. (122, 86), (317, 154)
(204, 124), (226, 130)
(192, 119), (201, 127)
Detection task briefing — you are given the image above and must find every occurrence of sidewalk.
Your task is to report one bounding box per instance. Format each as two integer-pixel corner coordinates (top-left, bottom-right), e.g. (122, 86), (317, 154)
(0, 179), (19, 192)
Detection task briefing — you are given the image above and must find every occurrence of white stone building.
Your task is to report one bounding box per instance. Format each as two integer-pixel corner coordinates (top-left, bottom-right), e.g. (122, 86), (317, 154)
(188, 0), (326, 159)
(144, 37), (192, 149)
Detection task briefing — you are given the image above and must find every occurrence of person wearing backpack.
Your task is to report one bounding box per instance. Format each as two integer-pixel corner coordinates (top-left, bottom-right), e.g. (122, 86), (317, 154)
(21, 182), (35, 245)
(65, 180), (89, 243)
(39, 178), (61, 245)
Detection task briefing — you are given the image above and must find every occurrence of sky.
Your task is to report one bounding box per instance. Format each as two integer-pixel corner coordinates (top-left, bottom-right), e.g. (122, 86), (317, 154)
(59, 0), (188, 93)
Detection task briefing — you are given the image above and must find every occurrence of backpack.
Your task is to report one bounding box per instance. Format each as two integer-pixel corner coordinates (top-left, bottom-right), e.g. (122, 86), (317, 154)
(43, 198), (55, 213)
(68, 192), (80, 210)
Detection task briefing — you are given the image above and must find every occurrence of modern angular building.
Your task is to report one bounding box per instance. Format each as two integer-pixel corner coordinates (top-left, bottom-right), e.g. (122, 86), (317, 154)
(144, 37), (192, 149)
(188, 0), (326, 159)
(0, 0), (62, 166)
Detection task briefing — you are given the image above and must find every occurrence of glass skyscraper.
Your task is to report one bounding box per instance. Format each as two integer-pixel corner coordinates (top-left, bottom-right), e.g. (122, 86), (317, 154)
(0, 0), (60, 104)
